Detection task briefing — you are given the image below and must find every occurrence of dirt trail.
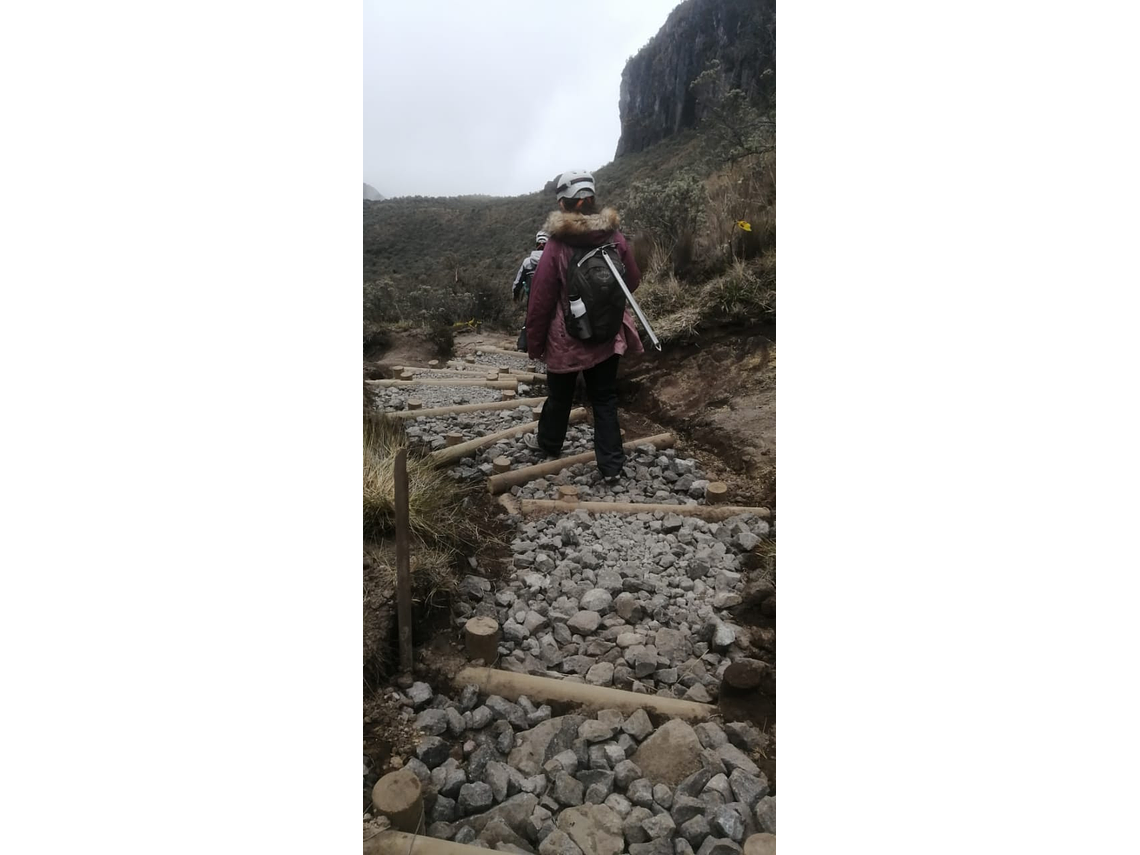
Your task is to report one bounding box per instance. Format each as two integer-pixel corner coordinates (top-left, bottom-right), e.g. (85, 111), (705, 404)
(364, 330), (775, 839)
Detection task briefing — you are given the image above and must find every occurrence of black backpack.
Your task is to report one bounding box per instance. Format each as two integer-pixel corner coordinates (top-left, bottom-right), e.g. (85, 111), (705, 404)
(564, 243), (627, 342)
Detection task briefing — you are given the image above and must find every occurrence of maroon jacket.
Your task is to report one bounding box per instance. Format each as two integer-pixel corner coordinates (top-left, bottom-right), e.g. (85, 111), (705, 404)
(525, 207), (644, 373)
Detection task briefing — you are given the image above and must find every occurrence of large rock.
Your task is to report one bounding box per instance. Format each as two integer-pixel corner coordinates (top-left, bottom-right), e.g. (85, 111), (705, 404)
(458, 782), (494, 814)
(641, 811), (676, 839)
(552, 772), (585, 807)
(407, 682), (433, 708)
(695, 722), (728, 750)
(728, 769), (768, 808)
(582, 770), (615, 803)
(486, 695), (528, 730)
(613, 592), (644, 621)
(430, 795), (457, 824)
(479, 816), (535, 853)
(604, 792), (632, 818)
(654, 627), (690, 661)
(622, 708), (653, 741)
(460, 793), (539, 836)
(486, 761), (513, 802)
(567, 610), (601, 634)
(579, 588), (613, 612)
(578, 720), (615, 743)
(754, 796), (776, 833)
(415, 736), (451, 769)
(622, 806), (654, 845)
(509, 716), (585, 776)
(710, 805), (746, 842)
(671, 794), (706, 826)
(556, 804), (624, 855)
(725, 722), (766, 753)
(631, 719), (704, 786)
(680, 815), (711, 847)
(613, 758), (642, 789)
(467, 744), (500, 779)
(586, 661), (615, 685)
(539, 830), (584, 855)
(627, 778), (654, 807)
(675, 768), (715, 800)
(716, 743), (761, 777)
(414, 708), (449, 736)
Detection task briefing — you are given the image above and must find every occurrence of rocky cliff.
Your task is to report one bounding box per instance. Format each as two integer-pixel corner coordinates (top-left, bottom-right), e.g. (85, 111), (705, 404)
(363, 182), (385, 201)
(616, 0), (775, 158)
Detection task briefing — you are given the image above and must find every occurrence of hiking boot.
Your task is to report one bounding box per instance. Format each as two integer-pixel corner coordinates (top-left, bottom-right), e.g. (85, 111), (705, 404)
(524, 434), (559, 458)
(602, 473), (622, 486)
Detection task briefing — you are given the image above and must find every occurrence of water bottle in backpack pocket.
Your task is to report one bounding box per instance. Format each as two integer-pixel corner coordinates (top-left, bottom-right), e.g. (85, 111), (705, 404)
(566, 296), (593, 340)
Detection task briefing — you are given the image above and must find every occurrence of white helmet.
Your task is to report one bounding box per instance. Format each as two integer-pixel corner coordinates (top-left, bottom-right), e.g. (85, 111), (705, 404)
(555, 170), (596, 200)
(535, 230), (550, 245)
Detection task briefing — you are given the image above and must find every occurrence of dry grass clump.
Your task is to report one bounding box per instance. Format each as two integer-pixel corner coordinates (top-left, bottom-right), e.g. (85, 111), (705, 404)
(697, 257), (776, 323)
(364, 542), (458, 610)
(363, 414), (479, 546)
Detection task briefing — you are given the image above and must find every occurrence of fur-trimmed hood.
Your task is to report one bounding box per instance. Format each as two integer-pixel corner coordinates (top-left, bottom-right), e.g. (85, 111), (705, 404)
(542, 207), (621, 246)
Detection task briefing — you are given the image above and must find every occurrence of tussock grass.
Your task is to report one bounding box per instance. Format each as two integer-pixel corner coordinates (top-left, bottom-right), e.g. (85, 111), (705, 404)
(364, 542), (458, 609)
(362, 413), (479, 547)
(637, 255), (775, 345)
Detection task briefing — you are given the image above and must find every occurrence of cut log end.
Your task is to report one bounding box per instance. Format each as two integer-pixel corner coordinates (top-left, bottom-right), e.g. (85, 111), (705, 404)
(501, 389), (516, 400)
(743, 834), (777, 855)
(706, 481), (729, 504)
(465, 616), (501, 662)
(485, 372), (500, 381)
(427, 360), (439, 367)
(557, 485), (579, 503)
(445, 433), (463, 447)
(406, 399), (422, 411)
(370, 769), (423, 832)
(492, 456), (511, 474)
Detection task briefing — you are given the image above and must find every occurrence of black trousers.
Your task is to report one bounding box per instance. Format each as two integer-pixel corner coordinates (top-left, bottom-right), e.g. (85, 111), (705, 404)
(537, 354), (624, 477)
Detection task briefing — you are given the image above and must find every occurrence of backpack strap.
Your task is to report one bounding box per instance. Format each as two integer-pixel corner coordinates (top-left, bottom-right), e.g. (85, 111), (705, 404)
(575, 242), (618, 267)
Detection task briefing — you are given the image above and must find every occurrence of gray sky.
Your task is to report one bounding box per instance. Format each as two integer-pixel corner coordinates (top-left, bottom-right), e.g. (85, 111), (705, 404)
(364, 0), (681, 199)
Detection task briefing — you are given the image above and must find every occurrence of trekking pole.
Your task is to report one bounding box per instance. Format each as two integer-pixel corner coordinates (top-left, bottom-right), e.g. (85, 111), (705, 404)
(601, 249), (665, 353)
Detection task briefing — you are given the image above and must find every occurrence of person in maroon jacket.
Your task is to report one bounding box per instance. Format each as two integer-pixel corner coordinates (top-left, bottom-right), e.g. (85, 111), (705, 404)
(524, 170), (644, 482)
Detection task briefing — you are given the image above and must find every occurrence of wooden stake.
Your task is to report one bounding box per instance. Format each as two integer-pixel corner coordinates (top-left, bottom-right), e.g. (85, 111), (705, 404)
(393, 449), (413, 675)
(445, 432), (463, 447)
(427, 359), (439, 368)
(557, 485), (579, 502)
(500, 389), (516, 400)
(406, 399), (422, 411)
(485, 372), (499, 381)
(492, 456), (511, 474)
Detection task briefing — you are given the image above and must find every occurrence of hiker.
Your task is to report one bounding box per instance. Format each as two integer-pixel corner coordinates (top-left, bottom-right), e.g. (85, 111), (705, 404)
(524, 169), (643, 483)
(511, 230), (549, 351)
